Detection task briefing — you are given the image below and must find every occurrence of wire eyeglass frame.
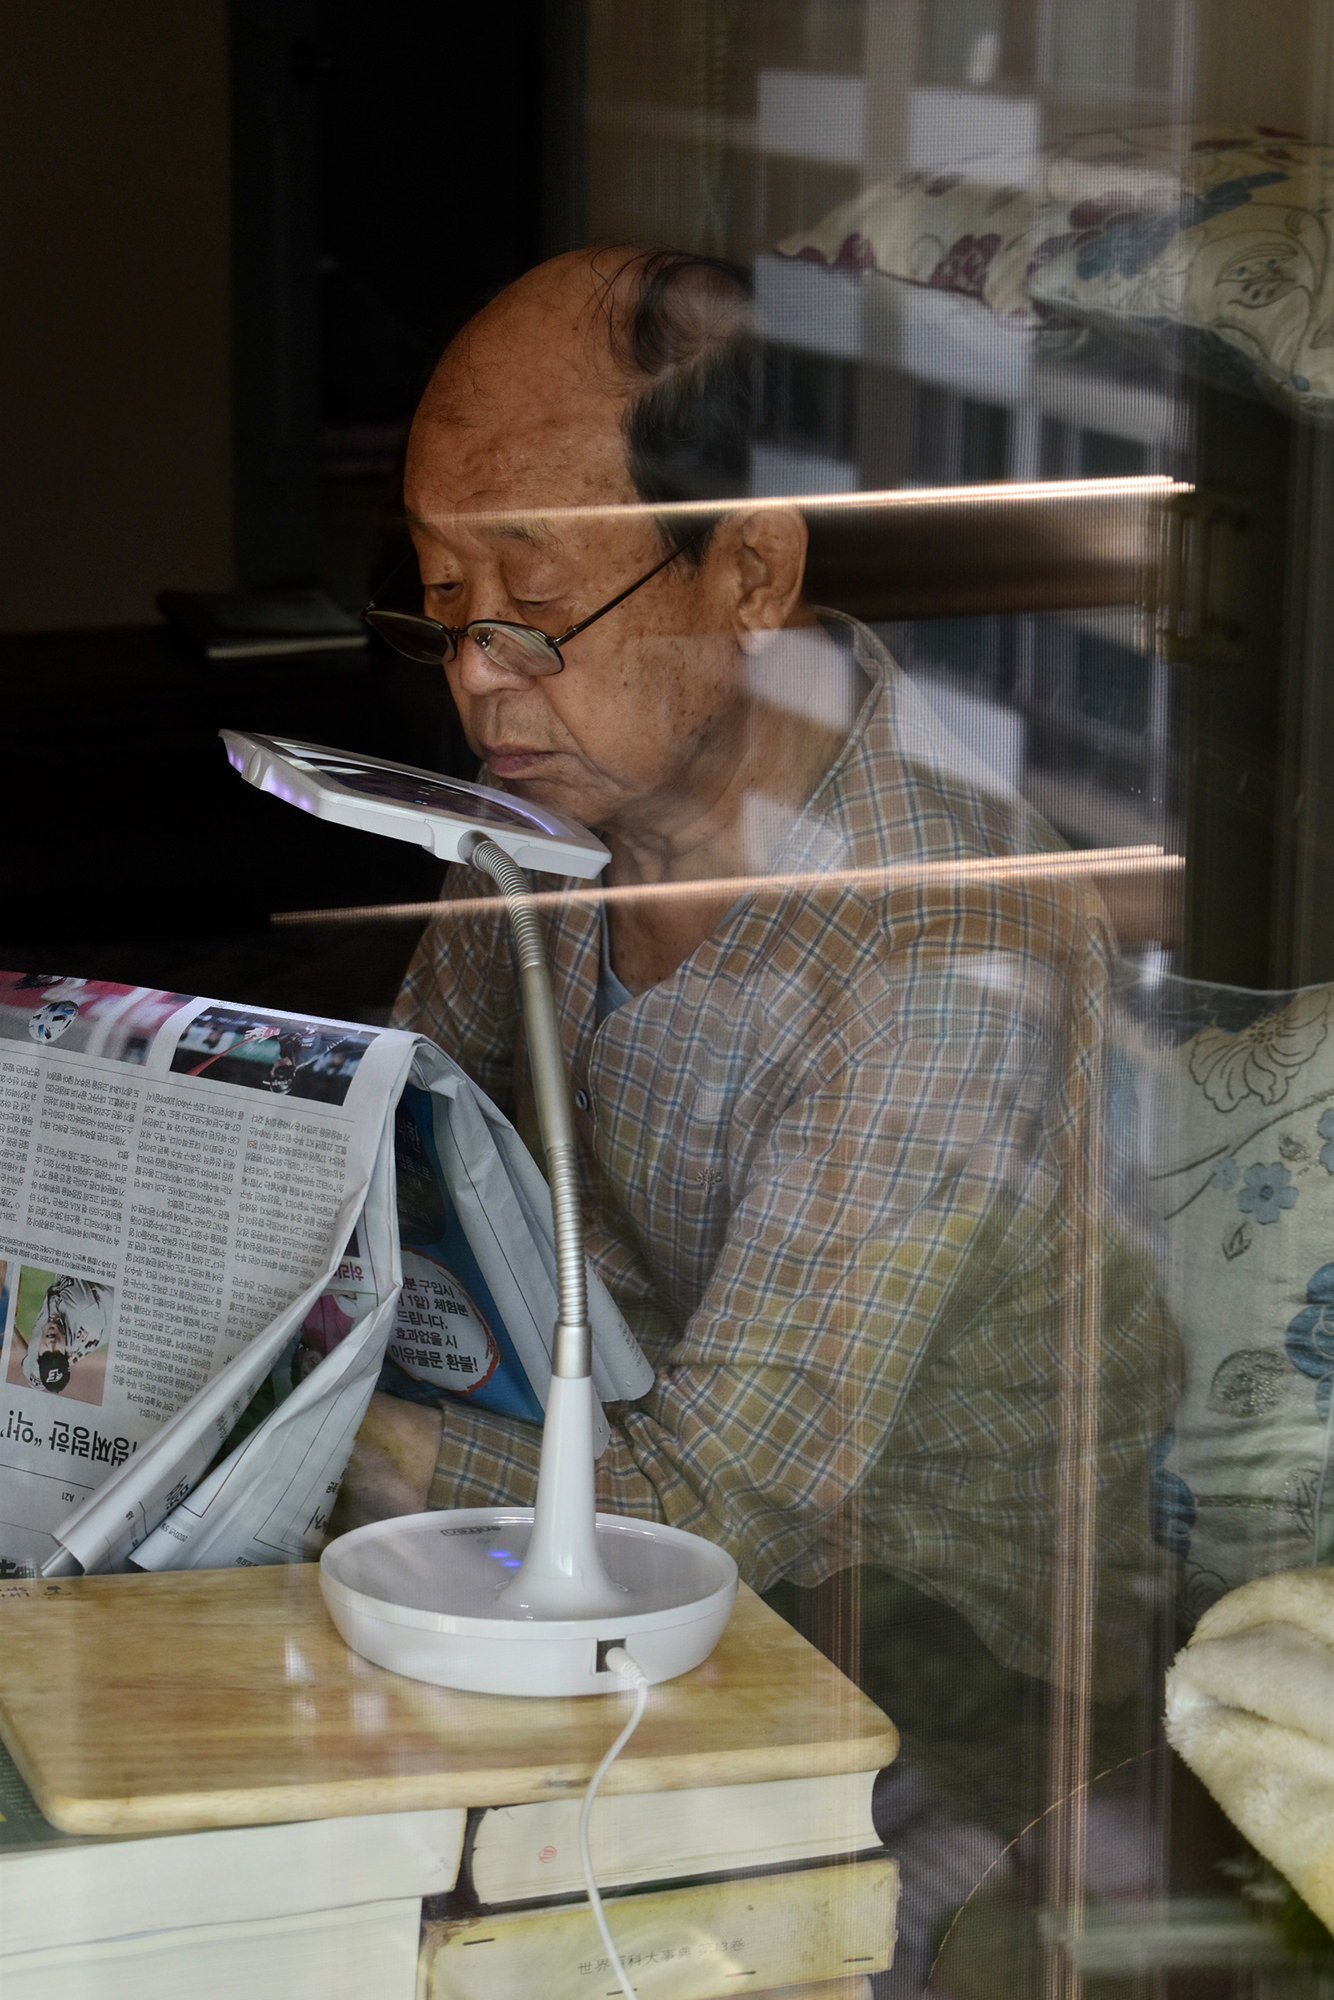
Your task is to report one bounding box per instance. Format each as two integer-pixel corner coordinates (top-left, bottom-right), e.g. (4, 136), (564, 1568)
(362, 527), (708, 677)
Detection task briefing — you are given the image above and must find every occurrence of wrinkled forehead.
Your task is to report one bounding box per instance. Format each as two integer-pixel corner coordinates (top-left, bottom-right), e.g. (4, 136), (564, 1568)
(404, 421), (649, 566)
(405, 307), (640, 536)
(408, 409), (633, 515)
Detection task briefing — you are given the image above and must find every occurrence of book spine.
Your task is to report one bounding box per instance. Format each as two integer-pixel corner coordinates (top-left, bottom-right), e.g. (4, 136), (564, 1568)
(419, 1855), (897, 2000)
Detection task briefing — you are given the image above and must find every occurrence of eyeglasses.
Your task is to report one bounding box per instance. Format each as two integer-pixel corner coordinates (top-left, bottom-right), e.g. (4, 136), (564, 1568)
(362, 530), (706, 678)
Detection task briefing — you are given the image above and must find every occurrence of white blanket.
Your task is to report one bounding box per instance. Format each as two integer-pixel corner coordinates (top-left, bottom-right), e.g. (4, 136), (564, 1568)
(1166, 1567), (1334, 1928)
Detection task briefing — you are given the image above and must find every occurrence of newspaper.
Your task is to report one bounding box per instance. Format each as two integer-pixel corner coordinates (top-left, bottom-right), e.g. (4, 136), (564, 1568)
(0, 974), (647, 1579)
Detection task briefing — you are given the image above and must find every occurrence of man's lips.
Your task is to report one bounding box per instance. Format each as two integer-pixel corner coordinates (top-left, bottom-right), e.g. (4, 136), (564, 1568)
(481, 746), (553, 778)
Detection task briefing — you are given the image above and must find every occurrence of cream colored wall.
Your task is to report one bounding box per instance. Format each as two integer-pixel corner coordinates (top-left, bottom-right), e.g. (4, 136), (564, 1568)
(0, 2), (233, 632)
(1193, 0), (1334, 137)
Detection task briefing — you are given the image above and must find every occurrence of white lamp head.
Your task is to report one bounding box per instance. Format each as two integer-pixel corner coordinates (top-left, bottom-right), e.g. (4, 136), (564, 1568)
(219, 730), (610, 878)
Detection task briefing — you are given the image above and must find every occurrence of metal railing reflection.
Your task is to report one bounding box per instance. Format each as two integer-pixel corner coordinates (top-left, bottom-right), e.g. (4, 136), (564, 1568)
(272, 842), (1184, 936)
(405, 475), (1191, 624)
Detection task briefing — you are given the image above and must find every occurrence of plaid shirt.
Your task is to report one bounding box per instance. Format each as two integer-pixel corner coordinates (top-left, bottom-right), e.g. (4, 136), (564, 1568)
(393, 619), (1175, 1679)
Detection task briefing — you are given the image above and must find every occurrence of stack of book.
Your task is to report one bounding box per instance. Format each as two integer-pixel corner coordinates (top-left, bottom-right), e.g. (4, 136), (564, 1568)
(0, 1567), (900, 1998)
(424, 1770), (897, 1999)
(0, 1736), (894, 2000)
(0, 1737), (459, 2000)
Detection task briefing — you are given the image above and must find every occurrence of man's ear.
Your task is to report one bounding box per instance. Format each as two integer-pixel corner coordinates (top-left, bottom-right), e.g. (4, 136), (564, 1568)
(727, 507), (809, 641)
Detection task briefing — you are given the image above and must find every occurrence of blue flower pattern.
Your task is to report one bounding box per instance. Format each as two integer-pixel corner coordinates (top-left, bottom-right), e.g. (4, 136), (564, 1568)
(1238, 1161), (1298, 1223)
(1319, 1109), (1334, 1174)
(1075, 171), (1290, 282)
(1286, 1264), (1334, 1420)
(1149, 1430), (1195, 1558)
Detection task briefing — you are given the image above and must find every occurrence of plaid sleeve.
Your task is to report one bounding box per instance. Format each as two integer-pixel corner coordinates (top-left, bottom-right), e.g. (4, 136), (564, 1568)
(430, 875), (1112, 1602)
(391, 864), (522, 1109)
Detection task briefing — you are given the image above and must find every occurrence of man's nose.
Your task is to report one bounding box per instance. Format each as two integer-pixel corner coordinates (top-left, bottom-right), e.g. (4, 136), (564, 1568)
(450, 630), (534, 695)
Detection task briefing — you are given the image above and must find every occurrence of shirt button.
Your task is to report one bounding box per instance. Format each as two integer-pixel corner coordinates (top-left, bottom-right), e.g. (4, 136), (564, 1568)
(574, 1089), (590, 1111)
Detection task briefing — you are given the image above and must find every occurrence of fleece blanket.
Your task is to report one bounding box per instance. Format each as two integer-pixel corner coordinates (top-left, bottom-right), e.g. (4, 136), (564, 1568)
(1167, 1567), (1334, 1928)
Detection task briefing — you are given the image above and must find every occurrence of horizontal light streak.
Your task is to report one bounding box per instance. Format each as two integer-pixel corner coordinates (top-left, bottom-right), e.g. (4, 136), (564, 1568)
(272, 843), (1184, 929)
(406, 475), (1192, 534)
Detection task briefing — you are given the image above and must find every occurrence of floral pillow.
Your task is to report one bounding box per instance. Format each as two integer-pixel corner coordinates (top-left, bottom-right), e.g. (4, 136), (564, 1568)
(776, 169), (1040, 321)
(1127, 979), (1334, 1620)
(777, 124), (1334, 415)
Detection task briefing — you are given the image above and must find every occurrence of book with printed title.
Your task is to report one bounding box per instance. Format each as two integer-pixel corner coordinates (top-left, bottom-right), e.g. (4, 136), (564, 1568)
(421, 1856), (898, 2000)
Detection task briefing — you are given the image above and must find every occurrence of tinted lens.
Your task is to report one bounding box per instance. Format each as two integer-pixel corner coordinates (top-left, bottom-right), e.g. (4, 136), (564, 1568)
(362, 609), (457, 666)
(469, 622), (564, 676)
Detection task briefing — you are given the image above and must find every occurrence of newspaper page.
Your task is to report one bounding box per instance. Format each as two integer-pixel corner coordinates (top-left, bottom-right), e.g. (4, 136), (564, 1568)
(126, 1043), (652, 1570)
(0, 973), (651, 1581)
(386, 1046), (652, 1426)
(124, 1102), (405, 1574)
(0, 974), (413, 1577)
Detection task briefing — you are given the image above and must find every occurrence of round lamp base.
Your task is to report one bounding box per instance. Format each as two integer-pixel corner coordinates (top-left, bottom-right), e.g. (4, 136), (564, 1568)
(320, 1508), (738, 1696)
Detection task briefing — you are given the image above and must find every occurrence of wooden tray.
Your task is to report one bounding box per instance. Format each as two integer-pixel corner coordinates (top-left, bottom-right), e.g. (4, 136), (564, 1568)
(0, 1566), (898, 1834)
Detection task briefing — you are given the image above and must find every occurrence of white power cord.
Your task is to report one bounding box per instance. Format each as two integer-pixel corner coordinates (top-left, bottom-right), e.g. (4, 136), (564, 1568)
(578, 1647), (651, 2000)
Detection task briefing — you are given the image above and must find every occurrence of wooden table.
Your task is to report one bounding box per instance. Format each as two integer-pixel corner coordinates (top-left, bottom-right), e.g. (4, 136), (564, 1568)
(0, 1567), (898, 1835)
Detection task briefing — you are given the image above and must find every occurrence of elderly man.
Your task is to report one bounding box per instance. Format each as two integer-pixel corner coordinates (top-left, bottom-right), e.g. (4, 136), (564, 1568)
(343, 247), (1174, 1721)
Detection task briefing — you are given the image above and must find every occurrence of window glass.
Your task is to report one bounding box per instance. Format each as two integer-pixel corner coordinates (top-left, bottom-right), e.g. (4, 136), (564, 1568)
(6, 5), (1334, 1996)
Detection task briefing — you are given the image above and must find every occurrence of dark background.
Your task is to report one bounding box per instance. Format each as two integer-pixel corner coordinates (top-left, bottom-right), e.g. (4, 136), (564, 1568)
(0, 0), (1315, 1008)
(0, 0), (570, 1018)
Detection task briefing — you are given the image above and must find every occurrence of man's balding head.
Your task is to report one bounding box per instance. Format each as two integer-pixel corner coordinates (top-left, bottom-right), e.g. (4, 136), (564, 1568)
(410, 248), (755, 556)
(400, 247), (812, 849)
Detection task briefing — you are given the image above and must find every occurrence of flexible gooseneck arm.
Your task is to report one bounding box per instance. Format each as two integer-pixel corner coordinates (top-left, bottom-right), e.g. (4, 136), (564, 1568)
(466, 837), (589, 1379)
(464, 835), (623, 1616)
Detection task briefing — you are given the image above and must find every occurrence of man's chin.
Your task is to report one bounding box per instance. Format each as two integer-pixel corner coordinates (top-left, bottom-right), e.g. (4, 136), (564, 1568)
(483, 762), (602, 832)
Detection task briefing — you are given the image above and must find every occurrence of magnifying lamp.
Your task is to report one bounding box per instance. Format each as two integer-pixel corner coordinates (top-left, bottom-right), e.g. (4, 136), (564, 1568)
(222, 732), (736, 1696)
